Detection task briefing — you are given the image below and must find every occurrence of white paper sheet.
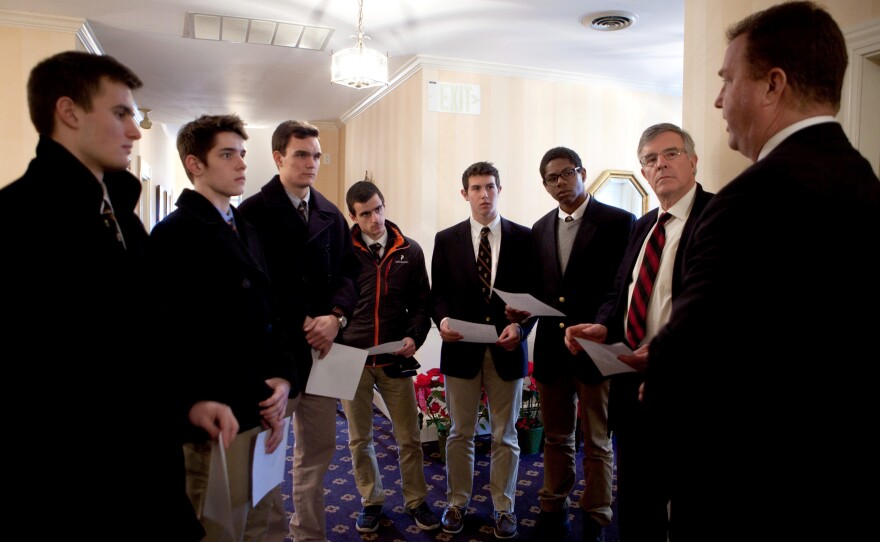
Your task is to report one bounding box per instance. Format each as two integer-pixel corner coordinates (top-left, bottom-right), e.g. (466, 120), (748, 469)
(366, 340), (405, 355)
(305, 344), (369, 400)
(203, 434), (235, 539)
(251, 417), (291, 507)
(574, 338), (638, 377)
(446, 318), (499, 343)
(491, 288), (566, 317)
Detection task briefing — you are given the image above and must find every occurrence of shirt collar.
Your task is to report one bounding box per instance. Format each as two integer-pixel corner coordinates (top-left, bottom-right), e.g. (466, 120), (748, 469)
(758, 116), (837, 161)
(662, 183), (699, 222)
(470, 214), (501, 237)
(557, 193), (590, 222)
(361, 230), (388, 248)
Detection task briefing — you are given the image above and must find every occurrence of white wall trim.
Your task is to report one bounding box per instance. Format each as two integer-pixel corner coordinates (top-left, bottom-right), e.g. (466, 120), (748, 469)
(340, 53), (683, 124)
(0, 9), (82, 33)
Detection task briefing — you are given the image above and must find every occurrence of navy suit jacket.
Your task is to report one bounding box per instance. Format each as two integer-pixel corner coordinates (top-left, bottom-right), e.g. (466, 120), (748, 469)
(531, 197), (634, 385)
(594, 183), (713, 430)
(240, 176), (361, 389)
(646, 122), (880, 538)
(431, 217), (537, 381)
(149, 188), (294, 432)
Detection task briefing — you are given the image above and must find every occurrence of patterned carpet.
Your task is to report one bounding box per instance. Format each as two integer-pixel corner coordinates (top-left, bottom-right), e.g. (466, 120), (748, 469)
(278, 402), (619, 541)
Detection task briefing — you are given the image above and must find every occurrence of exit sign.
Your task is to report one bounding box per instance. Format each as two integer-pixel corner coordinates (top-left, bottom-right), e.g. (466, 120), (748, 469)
(427, 81), (481, 115)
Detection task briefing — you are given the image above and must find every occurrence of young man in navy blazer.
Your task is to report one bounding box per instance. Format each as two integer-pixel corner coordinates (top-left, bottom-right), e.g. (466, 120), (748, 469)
(522, 147), (634, 542)
(431, 161), (537, 539)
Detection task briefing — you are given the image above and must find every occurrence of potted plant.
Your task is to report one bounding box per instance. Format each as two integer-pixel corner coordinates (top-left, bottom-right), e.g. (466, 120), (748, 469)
(516, 361), (543, 454)
(414, 367), (490, 462)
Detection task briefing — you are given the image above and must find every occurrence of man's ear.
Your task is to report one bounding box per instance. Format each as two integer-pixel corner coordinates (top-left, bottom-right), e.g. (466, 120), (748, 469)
(461, 188), (468, 200)
(55, 96), (79, 129)
(184, 154), (203, 178)
(272, 150), (284, 169)
(764, 67), (787, 105)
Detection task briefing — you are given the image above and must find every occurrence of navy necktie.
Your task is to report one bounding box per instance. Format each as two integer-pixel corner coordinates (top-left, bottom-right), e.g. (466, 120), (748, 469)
(477, 227), (492, 304)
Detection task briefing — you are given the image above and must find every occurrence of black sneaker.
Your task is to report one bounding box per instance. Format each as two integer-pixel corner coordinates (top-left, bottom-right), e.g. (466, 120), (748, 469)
(530, 509), (571, 540)
(355, 504), (383, 533)
(406, 501), (440, 531)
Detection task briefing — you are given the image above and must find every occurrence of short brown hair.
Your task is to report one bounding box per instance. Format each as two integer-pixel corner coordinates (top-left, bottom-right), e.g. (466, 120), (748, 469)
(726, 1), (847, 109)
(461, 161), (500, 190)
(27, 51), (143, 137)
(176, 114), (248, 182)
(272, 120), (320, 154)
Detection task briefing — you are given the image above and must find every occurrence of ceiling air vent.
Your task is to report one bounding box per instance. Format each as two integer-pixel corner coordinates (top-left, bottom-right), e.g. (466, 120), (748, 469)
(582, 11), (638, 32)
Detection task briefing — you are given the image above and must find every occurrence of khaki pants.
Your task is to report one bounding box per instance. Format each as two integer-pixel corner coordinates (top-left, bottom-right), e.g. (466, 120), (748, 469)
(341, 366), (428, 510)
(184, 425), (275, 542)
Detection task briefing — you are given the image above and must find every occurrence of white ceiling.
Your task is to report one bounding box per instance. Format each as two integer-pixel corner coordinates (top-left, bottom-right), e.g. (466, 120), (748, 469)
(5, 0), (684, 129)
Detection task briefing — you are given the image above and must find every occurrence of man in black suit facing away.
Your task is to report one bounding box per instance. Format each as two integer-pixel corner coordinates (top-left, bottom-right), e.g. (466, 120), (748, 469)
(643, 3), (880, 540)
(566, 123), (713, 542)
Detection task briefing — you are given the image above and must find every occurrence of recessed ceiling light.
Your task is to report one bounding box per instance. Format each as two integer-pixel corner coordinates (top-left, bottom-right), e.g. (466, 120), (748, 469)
(582, 11), (638, 32)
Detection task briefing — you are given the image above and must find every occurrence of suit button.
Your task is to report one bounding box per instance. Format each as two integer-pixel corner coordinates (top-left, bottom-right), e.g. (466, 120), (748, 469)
(485, 317), (491, 323)
(558, 296), (565, 303)
(559, 322), (565, 329)
(242, 278), (251, 289)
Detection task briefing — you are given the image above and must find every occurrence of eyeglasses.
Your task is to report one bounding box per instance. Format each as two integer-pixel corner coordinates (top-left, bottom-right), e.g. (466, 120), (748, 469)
(544, 167), (580, 186)
(639, 148), (687, 168)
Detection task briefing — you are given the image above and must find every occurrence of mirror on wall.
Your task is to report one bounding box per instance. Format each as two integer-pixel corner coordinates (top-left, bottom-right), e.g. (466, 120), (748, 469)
(587, 169), (648, 217)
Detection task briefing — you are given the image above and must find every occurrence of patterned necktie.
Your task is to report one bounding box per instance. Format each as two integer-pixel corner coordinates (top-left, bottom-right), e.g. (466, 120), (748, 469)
(297, 200), (308, 224)
(369, 242), (382, 262)
(101, 198), (127, 250)
(477, 226), (492, 304)
(626, 212), (672, 348)
(227, 217), (238, 235)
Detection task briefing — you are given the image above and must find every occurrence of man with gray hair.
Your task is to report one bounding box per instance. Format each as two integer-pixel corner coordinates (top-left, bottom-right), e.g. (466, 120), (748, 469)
(566, 123), (713, 541)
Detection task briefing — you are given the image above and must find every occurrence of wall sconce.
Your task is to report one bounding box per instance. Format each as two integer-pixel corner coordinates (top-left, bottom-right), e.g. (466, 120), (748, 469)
(139, 108), (152, 130)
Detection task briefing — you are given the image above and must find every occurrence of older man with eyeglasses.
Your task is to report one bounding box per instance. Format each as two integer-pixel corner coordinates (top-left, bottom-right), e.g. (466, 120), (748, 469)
(565, 123), (714, 541)
(510, 146), (634, 542)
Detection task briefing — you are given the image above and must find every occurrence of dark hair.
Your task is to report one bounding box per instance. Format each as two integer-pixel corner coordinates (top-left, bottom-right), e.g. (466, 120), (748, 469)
(461, 161), (500, 190)
(176, 114), (248, 182)
(272, 120), (320, 154)
(539, 147), (583, 183)
(27, 51), (143, 137)
(726, 0), (847, 108)
(345, 180), (385, 215)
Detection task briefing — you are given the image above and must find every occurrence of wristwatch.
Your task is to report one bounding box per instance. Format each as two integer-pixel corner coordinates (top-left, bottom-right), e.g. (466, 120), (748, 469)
(336, 314), (348, 329)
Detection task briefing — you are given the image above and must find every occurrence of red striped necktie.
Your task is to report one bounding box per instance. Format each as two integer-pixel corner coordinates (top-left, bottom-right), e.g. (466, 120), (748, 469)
(625, 212), (672, 348)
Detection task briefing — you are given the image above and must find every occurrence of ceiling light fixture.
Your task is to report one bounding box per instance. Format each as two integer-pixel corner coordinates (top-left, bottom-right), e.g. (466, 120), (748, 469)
(582, 11), (638, 32)
(139, 108), (152, 130)
(184, 12), (333, 51)
(330, 0), (388, 89)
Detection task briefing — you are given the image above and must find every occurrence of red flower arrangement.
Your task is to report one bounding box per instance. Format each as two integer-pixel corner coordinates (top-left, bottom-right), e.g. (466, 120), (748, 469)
(516, 361), (542, 430)
(414, 367), (489, 436)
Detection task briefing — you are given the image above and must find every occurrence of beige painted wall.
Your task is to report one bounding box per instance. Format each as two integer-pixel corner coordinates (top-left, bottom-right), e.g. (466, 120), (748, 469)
(342, 68), (681, 264)
(683, 0), (880, 193)
(0, 15), (81, 187)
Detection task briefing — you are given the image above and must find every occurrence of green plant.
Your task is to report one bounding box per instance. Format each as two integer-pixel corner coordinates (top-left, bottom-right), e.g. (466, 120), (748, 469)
(517, 361), (542, 430)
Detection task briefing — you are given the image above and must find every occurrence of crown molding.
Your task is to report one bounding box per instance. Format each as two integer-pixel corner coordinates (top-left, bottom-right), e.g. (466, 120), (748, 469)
(0, 9), (82, 33)
(339, 53), (682, 123)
